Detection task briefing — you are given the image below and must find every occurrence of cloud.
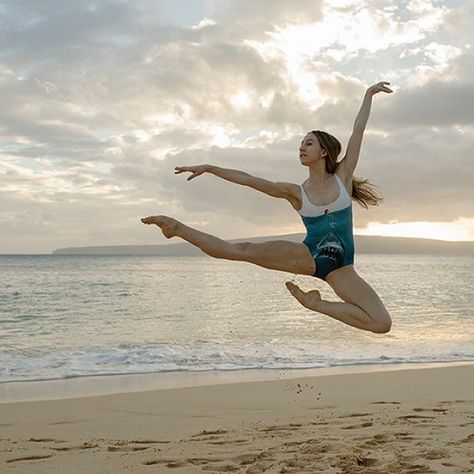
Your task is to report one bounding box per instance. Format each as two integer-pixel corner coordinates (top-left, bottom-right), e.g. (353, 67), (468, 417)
(375, 79), (474, 127)
(0, 0), (473, 252)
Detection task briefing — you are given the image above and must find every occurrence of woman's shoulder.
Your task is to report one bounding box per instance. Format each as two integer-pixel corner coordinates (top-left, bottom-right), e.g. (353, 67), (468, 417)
(277, 181), (303, 211)
(335, 166), (353, 196)
(276, 181), (302, 195)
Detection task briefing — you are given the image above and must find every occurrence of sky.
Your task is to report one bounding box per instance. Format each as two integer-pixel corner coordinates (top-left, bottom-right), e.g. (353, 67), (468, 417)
(0, 0), (473, 253)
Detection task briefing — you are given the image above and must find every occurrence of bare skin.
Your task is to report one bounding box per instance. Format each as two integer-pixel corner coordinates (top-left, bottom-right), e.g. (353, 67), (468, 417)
(141, 81), (394, 334)
(285, 281), (321, 307)
(141, 216), (178, 239)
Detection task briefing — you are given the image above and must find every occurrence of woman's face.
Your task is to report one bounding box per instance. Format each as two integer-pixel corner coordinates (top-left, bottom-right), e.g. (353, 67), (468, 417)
(299, 133), (326, 166)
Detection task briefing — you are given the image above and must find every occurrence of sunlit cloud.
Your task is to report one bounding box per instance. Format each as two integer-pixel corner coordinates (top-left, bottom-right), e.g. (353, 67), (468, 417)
(242, 0), (450, 109)
(355, 218), (474, 242)
(230, 91), (252, 109)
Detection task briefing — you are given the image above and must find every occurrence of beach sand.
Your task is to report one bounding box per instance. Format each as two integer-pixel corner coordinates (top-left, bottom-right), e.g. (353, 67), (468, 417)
(1, 364), (473, 473)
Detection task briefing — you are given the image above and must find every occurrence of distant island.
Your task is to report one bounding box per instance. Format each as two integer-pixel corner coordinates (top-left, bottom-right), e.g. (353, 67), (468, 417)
(53, 234), (474, 256)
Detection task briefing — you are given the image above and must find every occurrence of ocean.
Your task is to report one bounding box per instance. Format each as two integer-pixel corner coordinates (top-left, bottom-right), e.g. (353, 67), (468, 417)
(1, 254), (473, 385)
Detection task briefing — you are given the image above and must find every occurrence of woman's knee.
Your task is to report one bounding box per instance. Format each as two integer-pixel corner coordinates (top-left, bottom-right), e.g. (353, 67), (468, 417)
(364, 302), (392, 333)
(369, 301), (392, 333)
(372, 316), (392, 333)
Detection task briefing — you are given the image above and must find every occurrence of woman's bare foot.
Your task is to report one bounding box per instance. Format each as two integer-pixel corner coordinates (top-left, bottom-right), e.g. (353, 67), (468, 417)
(285, 281), (322, 310)
(140, 215), (180, 239)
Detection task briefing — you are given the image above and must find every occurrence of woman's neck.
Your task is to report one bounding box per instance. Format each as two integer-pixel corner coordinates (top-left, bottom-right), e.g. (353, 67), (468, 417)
(307, 163), (333, 184)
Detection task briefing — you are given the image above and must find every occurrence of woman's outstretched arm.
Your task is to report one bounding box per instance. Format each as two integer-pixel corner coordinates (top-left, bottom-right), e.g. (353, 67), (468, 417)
(175, 164), (299, 202)
(339, 81), (393, 177)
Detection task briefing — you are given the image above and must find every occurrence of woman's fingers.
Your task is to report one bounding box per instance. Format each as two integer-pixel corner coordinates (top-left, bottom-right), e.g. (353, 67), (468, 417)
(175, 166), (195, 175)
(188, 171), (203, 181)
(368, 81), (393, 94)
(175, 165), (205, 181)
(369, 83), (393, 95)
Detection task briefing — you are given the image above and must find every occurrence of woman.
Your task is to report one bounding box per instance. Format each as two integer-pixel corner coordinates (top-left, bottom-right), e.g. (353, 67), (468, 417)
(142, 81), (393, 334)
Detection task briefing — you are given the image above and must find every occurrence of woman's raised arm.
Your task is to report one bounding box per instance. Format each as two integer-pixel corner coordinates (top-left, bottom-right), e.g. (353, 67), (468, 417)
(339, 81), (393, 177)
(353, 81), (393, 131)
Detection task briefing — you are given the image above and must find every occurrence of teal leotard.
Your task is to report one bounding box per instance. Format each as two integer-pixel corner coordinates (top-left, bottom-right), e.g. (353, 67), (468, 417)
(298, 173), (355, 281)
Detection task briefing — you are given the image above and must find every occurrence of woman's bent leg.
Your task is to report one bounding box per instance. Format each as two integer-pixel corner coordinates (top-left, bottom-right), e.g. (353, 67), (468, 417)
(286, 266), (392, 333)
(141, 215), (316, 276)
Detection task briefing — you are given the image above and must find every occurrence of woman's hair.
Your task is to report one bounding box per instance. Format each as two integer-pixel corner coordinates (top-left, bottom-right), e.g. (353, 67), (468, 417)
(311, 130), (383, 209)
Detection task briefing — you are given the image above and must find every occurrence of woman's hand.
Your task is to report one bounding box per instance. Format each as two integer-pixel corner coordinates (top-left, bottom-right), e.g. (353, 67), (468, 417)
(174, 164), (209, 181)
(367, 81), (393, 96)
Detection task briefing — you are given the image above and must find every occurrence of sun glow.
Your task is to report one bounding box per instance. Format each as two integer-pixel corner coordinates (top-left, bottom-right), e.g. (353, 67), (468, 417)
(355, 218), (474, 241)
(230, 91), (252, 109)
(209, 125), (231, 148)
(243, 0), (448, 108)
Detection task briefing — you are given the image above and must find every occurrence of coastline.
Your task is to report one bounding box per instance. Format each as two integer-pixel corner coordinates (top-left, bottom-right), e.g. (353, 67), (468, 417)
(1, 363), (473, 473)
(1, 360), (472, 404)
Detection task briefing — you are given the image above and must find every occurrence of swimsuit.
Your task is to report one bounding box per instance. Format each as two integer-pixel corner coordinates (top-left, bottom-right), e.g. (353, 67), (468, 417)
(298, 173), (355, 281)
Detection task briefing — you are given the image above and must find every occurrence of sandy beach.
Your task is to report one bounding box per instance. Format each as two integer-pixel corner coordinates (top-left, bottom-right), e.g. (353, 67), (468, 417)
(1, 363), (473, 473)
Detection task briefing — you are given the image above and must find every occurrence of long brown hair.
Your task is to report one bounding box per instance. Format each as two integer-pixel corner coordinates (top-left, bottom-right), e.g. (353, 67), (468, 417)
(311, 130), (383, 209)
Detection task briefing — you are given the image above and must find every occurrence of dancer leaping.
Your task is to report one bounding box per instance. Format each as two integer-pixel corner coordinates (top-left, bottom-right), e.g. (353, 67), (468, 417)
(141, 81), (393, 333)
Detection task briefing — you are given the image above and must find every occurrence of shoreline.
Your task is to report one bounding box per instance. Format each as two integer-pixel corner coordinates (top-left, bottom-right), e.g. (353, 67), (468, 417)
(1, 360), (472, 404)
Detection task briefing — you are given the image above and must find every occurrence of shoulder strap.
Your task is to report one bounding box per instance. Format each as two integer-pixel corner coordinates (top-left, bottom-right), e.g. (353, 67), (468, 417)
(334, 173), (351, 200)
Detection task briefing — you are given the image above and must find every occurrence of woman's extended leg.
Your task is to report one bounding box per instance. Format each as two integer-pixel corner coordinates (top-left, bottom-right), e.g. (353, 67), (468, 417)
(286, 266), (392, 333)
(140, 215), (316, 276)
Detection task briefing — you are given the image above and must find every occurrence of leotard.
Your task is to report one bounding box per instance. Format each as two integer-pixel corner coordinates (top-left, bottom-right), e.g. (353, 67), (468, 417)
(298, 173), (355, 281)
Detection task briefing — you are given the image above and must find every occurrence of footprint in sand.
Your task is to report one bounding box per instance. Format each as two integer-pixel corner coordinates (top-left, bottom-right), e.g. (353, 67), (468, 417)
(413, 407), (449, 413)
(107, 439), (169, 452)
(438, 399), (470, 404)
(448, 433), (474, 445)
(260, 423), (303, 433)
(421, 449), (449, 460)
(398, 415), (436, 420)
(207, 439), (249, 445)
(128, 439), (170, 444)
(202, 462), (241, 472)
(143, 458), (224, 470)
(358, 433), (391, 447)
(6, 454), (54, 463)
(28, 438), (66, 443)
(191, 429), (227, 437)
(369, 401), (401, 405)
(51, 442), (99, 451)
(394, 431), (415, 437)
(340, 412), (373, 418)
(342, 422), (373, 430)
(399, 462), (433, 472)
(142, 458), (185, 467)
(356, 454), (378, 467)
(107, 445), (149, 452)
(185, 457), (219, 466)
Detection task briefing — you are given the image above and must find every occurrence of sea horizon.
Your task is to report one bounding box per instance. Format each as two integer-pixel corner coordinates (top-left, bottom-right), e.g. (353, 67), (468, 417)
(2, 232), (474, 256)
